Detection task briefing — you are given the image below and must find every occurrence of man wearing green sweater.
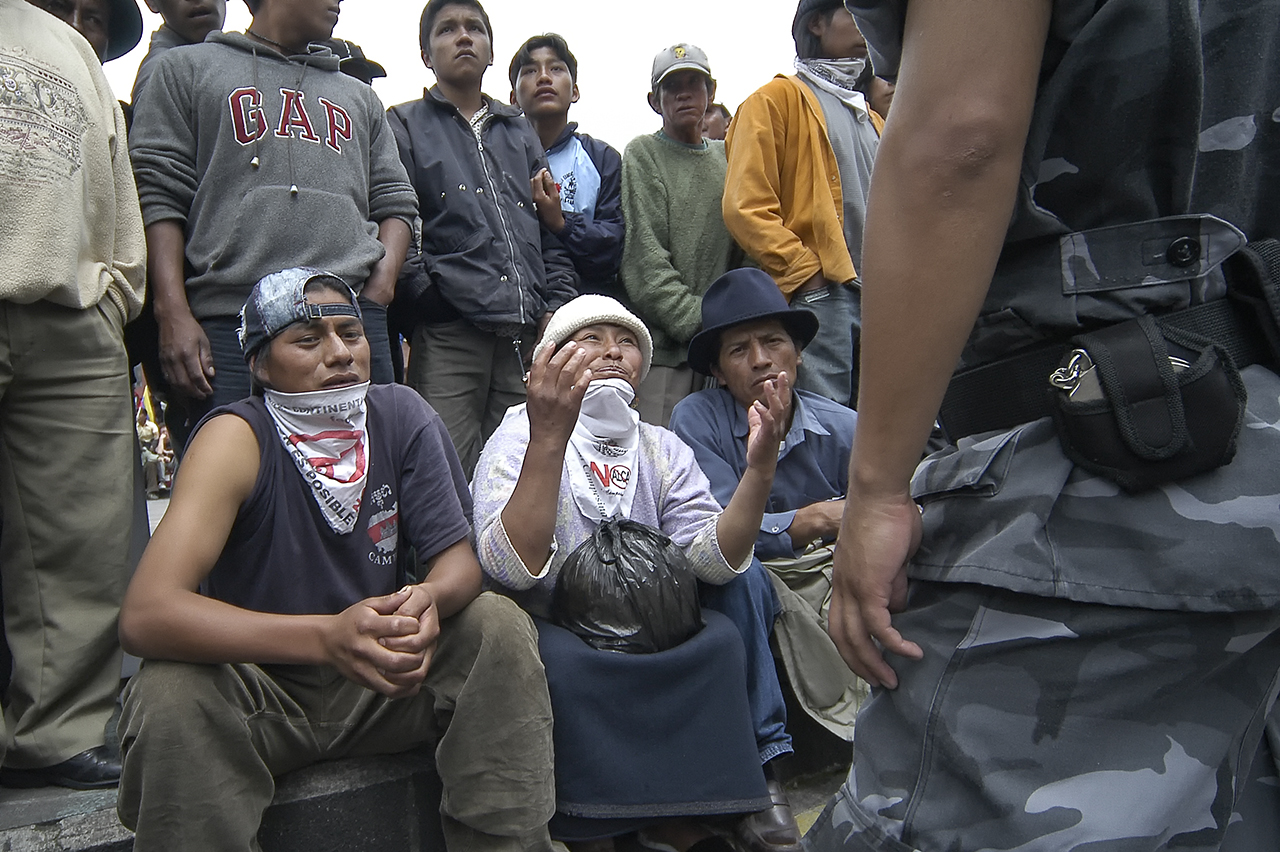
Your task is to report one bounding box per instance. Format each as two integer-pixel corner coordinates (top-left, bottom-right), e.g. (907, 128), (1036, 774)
(620, 43), (739, 427)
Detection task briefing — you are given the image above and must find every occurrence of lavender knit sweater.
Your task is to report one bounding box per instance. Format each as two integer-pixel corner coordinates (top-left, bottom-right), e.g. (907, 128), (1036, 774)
(472, 404), (748, 618)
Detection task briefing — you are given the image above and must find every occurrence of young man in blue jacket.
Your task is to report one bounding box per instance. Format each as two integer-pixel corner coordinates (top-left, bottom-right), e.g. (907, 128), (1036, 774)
(509, 33), (625, 304)
(389, 0), (578, 477)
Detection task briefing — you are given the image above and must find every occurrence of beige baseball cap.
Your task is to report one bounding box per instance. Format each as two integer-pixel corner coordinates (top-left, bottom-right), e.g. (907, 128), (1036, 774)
(650, 43), (714, 91)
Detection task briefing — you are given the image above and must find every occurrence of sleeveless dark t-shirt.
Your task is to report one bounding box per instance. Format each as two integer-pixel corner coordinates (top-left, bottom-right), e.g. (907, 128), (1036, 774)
(196, 384), (472, 615)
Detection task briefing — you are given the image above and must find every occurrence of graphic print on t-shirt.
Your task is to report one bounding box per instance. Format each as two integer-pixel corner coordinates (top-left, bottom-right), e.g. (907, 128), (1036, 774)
(365, 483), (398, 566)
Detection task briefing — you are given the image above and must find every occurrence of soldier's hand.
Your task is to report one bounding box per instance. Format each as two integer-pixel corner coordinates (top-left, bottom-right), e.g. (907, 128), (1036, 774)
(828, 488), (923, 688)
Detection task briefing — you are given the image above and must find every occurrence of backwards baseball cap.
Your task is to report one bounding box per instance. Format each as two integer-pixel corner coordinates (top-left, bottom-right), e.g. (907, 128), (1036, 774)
(105, 0), (144, 62)
(650, 43), (713, 91)
(322, 38), (387, 85)
(238, 267), (362, 362)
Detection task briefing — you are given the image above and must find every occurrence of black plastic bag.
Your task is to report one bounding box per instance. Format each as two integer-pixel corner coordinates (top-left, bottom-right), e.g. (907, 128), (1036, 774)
(552, 519), (704, 653)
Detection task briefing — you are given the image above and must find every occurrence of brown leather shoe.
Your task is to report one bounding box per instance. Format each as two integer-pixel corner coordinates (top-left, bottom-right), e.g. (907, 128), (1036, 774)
(735, 778), (802, 852)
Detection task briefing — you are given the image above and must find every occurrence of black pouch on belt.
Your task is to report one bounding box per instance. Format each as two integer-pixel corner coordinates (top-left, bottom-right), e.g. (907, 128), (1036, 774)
(1047, 315), (1247, 492)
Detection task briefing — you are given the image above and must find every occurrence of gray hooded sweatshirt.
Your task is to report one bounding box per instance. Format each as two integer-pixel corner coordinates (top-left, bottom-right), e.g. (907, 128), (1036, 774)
(129, 32), (418, 320)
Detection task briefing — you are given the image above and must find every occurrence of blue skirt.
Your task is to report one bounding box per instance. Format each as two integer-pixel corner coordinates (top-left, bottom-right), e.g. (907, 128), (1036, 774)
(536, 610), (771, 840)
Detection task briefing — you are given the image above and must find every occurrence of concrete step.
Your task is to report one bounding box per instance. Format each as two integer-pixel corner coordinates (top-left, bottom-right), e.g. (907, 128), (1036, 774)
(0, 748), (444, 852)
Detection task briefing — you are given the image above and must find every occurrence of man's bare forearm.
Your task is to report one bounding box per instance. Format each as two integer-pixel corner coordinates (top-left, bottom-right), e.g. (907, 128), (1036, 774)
(363, 217), (411, 306)
(850, 0), (1051, 500)
(146, 220), (191, 321)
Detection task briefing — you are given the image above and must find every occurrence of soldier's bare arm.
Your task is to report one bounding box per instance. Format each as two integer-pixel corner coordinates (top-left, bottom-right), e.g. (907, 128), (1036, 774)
(829, 0), (1052, 688)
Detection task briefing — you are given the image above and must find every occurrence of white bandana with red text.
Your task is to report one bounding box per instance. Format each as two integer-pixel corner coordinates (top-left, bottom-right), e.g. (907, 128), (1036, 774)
(567, 379), (640, 520)
(264, 382), (370, 534)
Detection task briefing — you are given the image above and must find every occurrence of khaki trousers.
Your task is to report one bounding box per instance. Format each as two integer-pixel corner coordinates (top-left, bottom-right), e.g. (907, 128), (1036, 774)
(117, 593), (556, 852)
(407, 320), (529, 478)
(0, 299), (133, 768)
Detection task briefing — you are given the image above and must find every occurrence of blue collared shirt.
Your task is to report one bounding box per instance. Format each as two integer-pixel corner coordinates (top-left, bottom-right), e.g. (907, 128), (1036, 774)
(670, 387), (857, 559)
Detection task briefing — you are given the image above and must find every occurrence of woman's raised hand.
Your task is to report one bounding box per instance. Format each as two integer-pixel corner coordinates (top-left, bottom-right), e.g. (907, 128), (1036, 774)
(526, 339), (593, 449)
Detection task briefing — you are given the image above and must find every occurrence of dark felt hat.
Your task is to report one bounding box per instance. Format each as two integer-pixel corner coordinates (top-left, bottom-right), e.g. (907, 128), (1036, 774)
(687, 268), (819, 376)
(104, 0), (144, 61)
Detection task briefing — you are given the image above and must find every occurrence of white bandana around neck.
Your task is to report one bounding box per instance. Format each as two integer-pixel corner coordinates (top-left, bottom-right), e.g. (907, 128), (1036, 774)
(264, 382), (371, 535)
(795, 57), (870, 114)
(567, 378), (640, 521)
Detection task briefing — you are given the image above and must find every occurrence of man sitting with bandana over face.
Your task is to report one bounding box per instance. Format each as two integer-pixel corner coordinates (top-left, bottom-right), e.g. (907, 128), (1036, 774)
(113, 267), (556, 852)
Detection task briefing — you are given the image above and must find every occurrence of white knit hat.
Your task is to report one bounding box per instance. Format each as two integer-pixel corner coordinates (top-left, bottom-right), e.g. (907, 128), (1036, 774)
(532, 295), (653, 381)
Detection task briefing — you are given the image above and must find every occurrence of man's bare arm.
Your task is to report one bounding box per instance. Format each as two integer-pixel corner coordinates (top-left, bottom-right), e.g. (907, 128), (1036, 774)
(418, 538), (484, 622)
(829, 0), (1052, 688)
(362, 217), (412, 306)
(147, 220), (214, 398)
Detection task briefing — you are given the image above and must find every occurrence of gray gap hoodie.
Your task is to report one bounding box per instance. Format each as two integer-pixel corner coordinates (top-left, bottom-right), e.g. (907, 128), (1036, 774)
(129, 31), (417, 320)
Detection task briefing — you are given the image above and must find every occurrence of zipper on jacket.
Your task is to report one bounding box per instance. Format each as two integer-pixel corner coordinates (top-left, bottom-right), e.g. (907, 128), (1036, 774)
(472, 113), (528, 328)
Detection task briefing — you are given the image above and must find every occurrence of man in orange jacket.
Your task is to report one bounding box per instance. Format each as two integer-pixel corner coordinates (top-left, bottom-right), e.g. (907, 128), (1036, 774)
(723, 0), (883, 409)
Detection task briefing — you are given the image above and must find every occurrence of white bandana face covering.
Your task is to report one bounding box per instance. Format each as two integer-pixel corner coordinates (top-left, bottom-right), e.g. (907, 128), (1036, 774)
(264, 381), (371, 534)
(567, 378), (640, 521)
(795, 56), (870, 113)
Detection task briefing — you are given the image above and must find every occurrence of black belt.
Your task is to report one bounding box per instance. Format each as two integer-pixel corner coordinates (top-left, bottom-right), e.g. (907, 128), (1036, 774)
(937, 296), (1275, 443)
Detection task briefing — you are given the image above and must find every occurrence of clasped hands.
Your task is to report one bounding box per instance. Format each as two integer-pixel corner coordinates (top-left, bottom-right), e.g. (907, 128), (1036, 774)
(324, 584), (439, 698)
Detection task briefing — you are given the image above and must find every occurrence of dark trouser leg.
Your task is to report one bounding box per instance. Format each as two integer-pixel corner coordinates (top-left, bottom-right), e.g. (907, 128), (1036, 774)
(356, 297), (395, 385)
(408, 319), (497, 479)
(791, 283), (859, 408)
(183, 317), (254, 439)
(118, 661), (313, 852)
(482, 334), (531, 448)
(702, 560), (793, 764)
(636, 365), (703, 429)
(119, 659), (444, 852)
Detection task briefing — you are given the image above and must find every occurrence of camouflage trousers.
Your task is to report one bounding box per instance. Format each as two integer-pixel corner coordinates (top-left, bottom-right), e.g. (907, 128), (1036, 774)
(804, 581), (1280, 852)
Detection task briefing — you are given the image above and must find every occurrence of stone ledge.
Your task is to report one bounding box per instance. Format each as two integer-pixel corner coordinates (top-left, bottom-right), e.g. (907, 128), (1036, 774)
(0, 749), (444, 852)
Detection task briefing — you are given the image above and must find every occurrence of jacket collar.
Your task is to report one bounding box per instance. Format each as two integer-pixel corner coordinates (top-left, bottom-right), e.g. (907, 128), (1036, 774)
(422, 85), (523, 119)
(547, 122), (581, 154)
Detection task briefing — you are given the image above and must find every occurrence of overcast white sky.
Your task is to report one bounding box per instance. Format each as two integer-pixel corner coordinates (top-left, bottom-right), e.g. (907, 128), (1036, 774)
(103, 1), (801, 151)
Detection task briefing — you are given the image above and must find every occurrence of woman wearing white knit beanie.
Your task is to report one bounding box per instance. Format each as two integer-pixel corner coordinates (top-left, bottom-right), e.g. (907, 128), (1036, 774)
(471, 294), (791, 852)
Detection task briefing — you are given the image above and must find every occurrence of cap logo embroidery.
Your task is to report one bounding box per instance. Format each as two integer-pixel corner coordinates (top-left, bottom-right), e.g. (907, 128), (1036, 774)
(674, 46), (686, 58)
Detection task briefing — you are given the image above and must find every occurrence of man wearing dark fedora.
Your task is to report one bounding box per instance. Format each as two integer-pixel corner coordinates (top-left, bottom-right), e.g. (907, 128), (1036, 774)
(25, 0), (144, 62)
(671, 268), (866, 782)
